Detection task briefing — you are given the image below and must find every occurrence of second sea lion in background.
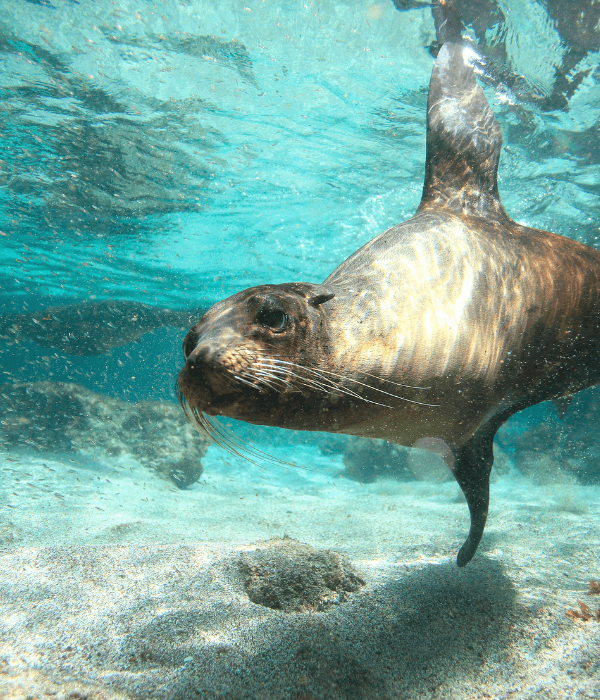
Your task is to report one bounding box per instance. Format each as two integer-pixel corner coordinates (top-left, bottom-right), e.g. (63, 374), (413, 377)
(0, 300), (207, 356)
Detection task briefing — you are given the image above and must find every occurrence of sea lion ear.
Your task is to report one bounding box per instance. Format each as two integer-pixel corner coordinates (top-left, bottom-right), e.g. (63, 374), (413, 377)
(309, 292), (335, 307)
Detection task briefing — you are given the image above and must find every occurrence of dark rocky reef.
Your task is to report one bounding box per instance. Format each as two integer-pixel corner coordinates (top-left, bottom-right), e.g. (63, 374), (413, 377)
(0, 300), (205, 356)
(340, 436), (416, 483)
(236, 538), (365, 613)
(0, 381), (208, 488)
(496, 391), (600, 485)
(338, 436), (454, 484)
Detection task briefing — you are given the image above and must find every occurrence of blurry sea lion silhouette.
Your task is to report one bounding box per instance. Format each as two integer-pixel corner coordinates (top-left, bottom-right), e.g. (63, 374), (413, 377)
(0, 300), (206, 356)
(394, 0), (600, 111)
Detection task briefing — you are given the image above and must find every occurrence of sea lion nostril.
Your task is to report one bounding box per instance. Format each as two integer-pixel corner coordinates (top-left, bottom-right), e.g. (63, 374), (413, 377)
(183, 344), (223, 374)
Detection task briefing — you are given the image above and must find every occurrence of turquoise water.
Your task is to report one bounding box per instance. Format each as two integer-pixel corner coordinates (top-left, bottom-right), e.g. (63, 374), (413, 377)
(2, 7), (600, 698)
(2, 0), (600, 512)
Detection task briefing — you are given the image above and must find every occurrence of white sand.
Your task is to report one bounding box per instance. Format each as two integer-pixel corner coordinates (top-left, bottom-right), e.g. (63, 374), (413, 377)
(1, 443), (599, 699)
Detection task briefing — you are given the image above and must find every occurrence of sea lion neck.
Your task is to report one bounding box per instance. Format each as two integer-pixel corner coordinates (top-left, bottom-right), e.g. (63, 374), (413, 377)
(418, 42), (509, 224)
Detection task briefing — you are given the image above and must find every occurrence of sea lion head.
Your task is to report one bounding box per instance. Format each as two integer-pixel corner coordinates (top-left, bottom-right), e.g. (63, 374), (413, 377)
(177, 282), (336, 428)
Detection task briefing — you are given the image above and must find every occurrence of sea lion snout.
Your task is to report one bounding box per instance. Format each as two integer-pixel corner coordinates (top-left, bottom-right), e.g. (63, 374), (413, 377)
(181, 327), (253, 379)
(182, 326), (243, 366)
(179, 321), (259, 412)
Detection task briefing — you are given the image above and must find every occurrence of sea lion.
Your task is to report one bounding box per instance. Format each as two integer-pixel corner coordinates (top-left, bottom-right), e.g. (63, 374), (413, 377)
(178, 27), (600, 566)
(395, 0), (600, 111)
(0, 300), (206, 356)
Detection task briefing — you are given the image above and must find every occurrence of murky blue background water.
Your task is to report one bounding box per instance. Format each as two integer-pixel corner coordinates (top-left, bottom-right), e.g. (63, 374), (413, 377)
(2, 0), (600, 486)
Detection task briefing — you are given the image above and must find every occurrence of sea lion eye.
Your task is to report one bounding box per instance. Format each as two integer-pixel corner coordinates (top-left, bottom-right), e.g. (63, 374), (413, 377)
(255, 306), (288, 332)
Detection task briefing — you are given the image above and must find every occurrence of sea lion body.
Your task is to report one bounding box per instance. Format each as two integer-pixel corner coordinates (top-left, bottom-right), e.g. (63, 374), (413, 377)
(178, 39), (600, 566)
(323, 209), (600, 444)
(180, 209), (600, 446)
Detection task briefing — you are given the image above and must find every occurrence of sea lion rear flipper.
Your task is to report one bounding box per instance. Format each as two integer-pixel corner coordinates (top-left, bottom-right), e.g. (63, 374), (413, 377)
(451, 424), (495, 567)
(419, 41), (507, 221)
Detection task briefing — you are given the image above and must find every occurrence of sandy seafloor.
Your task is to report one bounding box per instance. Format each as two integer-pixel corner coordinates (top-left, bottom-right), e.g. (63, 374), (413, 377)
(1, 442), (599, 700)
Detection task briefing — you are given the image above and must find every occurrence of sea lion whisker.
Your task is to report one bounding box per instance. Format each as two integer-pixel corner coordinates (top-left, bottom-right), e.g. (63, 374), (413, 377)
(251, 363), (350, 398)
(238, 369), (294, 393)
(251, 361), (401, 409)
(190, 407), (308, 472)
(346, 368), (431, 391)
(318, 372), (439, 407)
(174, 378), (185, 405)
(252, 362), (330, 387)
(270, 359), (431, 391)
(197, 412), (262, 465)
(249, 368), (293, 385)
(187, 405), (266, 463)
(243, 365), (299, 387)
(252, 363), (346, 398)
(257, 354), (427, 391)
(253, 360), (427, 410)
(233, 374), (262, 390)
(271, 360), (440, 407)
(182, 405), (214, 447)
(254, 362), (375, 399)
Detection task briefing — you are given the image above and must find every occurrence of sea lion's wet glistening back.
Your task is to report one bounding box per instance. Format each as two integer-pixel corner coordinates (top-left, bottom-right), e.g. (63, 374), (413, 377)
(178, 19), (600, 566)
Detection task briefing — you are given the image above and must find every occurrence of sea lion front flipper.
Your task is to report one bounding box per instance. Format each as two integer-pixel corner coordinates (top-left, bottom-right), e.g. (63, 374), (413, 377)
(451, 424), (496, 567)
(419, 41), (508, 222)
